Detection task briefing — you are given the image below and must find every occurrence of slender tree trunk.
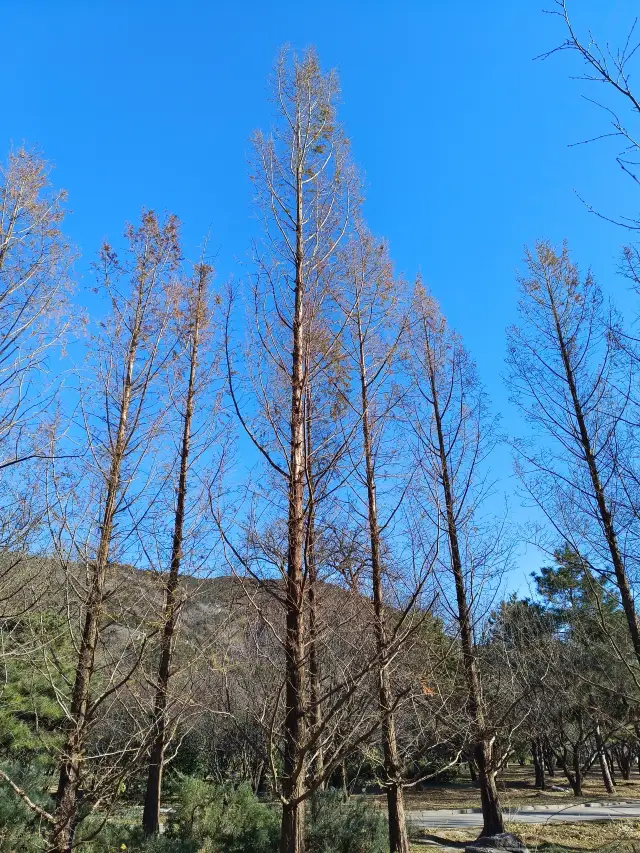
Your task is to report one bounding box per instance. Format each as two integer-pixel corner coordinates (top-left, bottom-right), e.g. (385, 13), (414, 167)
(595, 724), (615, 795)
(615, 746), (631, 781)
(425, 344), (504, 838)
(549, 296), (640, 664)
(142, 269), (205, 835)
(340, 759), (349, 800)
(357, 317), (409, 853)
(606, 749), (616, 783)
(50, 326), (139, 853)
(561, 746), (583, 797)
(543, 739), (556, 777)
(468, 759), (478, 784)
(279, 150), (307, 853)
(532, 739), (546, 790)
(305, 388), (324, 794)
(571, 750), (583, 797)
(255, 761), (266, 795)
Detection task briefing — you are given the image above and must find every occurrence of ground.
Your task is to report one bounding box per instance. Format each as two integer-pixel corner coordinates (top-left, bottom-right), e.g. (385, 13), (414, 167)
(392, 765), (640, 851)
(410, 819), (640, 851)
(396, 765), (640, 812)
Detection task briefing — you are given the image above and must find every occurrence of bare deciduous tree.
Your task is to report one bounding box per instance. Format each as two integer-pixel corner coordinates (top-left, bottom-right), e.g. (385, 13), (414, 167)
(409, 285), (507, 838)
(48, 211), (181, 852)
(226, 48), (355, 853)
(0, 147), (74, 473)
(507, 242), (640, 672)
(338, 223), (412, 853)
(142, 259), (221, 835)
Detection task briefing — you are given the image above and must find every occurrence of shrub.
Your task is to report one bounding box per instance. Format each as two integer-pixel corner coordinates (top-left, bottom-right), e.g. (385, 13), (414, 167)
(168, 775), (279, 853)
(307, 788), (388, 853)
(0, 764), (49, 853)
(118, 831), (198, 853)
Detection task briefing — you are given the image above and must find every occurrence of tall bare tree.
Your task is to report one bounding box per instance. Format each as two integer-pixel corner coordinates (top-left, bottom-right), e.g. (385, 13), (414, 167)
(48, 211), (181, 852)
(507, 241), (640, 671)
(142, 259), (219, 834)
(0, 147), (73, 473)
(226, 48), (355, 853)
(409, 285), (506, 838)
(338, 223), (411, 853)
(0, 148), (74, 621)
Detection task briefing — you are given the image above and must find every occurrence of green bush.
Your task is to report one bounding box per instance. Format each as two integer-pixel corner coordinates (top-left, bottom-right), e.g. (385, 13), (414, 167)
(165, 776), (387, 853)
(307, 788), (388, 853)
(0, 764), (48, 853)
(168, 775), (279, 853)
(116, 830), (198, 853)
(0, 774), (390, 853)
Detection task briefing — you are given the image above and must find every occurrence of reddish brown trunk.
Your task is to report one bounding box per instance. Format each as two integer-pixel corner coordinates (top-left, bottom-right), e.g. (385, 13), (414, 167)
(424, 331), (504, 838)
(51, 319), (140, 853)
(280, 800), (305, 853)
(279, 145), (306, 853)
(357, 316), (409, 853)
(142, 269), (206, 835)
(305, 387), (324, 790)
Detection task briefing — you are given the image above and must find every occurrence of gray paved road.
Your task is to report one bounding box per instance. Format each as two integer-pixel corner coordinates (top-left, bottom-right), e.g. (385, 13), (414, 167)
(407, 801), (640, 828)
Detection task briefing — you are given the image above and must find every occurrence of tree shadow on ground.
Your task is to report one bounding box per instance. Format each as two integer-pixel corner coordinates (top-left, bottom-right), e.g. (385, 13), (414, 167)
(411, 836), (640, 852)
(411, 834), (466, 848)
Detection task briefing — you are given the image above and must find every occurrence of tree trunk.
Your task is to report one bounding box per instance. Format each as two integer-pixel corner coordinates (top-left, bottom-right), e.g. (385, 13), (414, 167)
(532, 739), (546, 790)
(387, 782), (408, 853)
(543, 739), (556, 777)
(357, 315), (409, 853)
(50, 328), (139, 851)
(141, 563), (177, 835)
(280, 800), (305, 853)
(475, 740), (504, 837)
(615, 746), (632, 781)
(549, 294), (640, 665)
(469, 759), (478, 784)
(305, 387), (324, 791)
(142, 267), (205, 835)
(565, 750), (583, 797)
(255, 761), (266, 796)
(595, 724), (615, 795)
(278, 149), (307, 853)
(340, 760), (349, 800)
(606, 750), (616, 784)
(425, 339), (505, 838)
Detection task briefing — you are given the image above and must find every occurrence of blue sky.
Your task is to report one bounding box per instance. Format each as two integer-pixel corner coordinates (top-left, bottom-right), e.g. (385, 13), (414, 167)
(3, 0), (639, 587)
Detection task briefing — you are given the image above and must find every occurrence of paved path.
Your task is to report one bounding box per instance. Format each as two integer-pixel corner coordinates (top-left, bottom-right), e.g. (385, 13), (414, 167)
(407, 800), (640, 829)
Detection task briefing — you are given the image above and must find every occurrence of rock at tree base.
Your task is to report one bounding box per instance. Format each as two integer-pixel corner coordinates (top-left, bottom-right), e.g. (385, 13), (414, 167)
(465, 833), (530, 853)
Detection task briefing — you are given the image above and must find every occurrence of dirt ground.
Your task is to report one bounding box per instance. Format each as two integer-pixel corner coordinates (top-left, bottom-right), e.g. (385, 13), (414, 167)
(394, 765), (640, 813)
(397, 765), (640, 851)
(410, 819), (640, 851)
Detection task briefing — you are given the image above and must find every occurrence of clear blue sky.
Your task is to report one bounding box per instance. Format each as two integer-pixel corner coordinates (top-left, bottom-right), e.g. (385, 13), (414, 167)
(3, 0), (639, 586)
